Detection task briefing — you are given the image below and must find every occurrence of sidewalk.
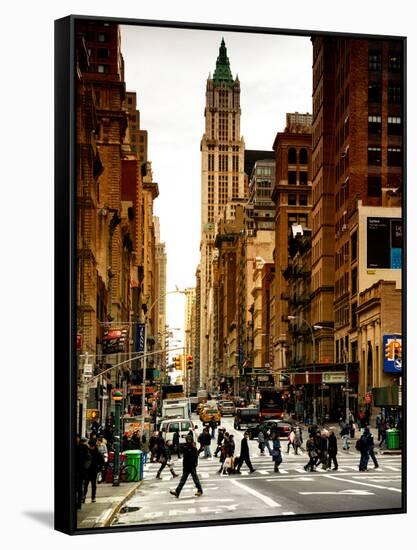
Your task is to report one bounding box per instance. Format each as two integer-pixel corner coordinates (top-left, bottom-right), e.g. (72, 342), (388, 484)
(77, 479), (143, 529)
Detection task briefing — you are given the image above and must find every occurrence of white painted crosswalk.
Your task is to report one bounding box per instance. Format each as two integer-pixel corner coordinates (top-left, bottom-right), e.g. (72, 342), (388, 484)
(143, 454), (401, 482)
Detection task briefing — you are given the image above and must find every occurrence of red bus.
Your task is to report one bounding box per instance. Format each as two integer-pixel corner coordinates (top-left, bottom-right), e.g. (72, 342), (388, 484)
(258, 388), (287, 421)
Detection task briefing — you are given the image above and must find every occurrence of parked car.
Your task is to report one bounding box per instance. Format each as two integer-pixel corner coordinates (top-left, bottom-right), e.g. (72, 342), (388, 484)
(159, 418), (196, 448)
(218, 400), (236, 416)
(247, 420), (292, 440)
(199, 407), (221, 425)
(234, 407), (260, 430)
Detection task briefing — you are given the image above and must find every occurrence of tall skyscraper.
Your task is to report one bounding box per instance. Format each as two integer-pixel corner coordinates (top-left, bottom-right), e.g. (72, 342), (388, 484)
(199, 39), (245, 390)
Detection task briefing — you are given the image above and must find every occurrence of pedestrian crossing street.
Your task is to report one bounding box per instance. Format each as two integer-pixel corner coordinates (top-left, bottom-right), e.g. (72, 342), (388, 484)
(143, 453), (402, 482)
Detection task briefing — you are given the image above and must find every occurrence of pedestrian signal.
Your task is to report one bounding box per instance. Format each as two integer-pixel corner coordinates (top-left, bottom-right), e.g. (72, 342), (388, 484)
(186, 354), (193, 370)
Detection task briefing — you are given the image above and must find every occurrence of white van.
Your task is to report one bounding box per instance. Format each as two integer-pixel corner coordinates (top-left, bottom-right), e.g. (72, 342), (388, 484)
(159, 418), (196, 448)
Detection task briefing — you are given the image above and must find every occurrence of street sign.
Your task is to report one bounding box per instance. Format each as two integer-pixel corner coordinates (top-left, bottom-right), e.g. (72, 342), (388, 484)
(84, 363), (93, 375)
(322, 372), (346, 384)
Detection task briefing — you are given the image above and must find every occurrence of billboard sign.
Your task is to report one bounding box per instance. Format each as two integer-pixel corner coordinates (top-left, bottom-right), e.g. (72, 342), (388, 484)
(367, 217), (402, 269)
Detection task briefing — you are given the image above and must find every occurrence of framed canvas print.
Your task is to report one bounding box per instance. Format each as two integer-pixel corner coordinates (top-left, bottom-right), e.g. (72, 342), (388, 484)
(54, 15), (406, 535)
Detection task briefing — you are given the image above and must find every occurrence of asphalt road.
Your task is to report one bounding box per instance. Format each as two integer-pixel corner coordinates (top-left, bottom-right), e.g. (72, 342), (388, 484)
(112, 414), (402, 527)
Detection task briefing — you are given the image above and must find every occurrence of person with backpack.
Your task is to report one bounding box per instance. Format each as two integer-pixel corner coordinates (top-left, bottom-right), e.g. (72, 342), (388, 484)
(340, 422), (350, 450)
(357, 430), (370, 472)
(304, 435), (319, 472)
(364, 427), (379, 469)
(258, 430), (266, 456)
(271, 432), (283, 473)
(214, 428), (225, 457)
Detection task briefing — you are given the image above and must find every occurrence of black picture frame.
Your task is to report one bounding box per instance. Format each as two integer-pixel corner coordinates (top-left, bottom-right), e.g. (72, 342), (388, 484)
(55, 15), (407, 535)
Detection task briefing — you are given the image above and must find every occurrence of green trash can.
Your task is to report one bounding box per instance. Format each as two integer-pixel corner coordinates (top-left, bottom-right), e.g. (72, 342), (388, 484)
(124, 450), (141, 481)
(386, 428), (400, 450)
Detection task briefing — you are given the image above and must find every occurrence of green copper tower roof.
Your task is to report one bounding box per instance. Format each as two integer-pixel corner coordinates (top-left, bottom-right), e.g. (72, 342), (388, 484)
(213, 38), (234, 86)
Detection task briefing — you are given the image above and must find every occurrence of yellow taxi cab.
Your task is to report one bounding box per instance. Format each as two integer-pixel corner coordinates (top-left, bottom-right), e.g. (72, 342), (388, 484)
(199, 406), (221, 425)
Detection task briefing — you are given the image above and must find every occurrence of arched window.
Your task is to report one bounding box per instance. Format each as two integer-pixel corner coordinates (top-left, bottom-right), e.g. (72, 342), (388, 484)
(299, 148), (308, 164)
(288, 147), (297, 164)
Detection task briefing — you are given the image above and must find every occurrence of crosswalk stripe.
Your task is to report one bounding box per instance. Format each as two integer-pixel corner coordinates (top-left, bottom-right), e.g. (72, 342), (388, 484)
(258, 470), (270, 475)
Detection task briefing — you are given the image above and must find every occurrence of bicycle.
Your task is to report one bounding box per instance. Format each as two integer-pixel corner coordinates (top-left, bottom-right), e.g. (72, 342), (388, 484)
(105, 461), (138, 482)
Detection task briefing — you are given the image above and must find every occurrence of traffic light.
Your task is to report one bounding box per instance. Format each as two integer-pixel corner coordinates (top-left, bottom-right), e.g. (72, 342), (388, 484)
(385, 340), (394, 361)
(186, 354), (193, 370)
(174, 355), (183, 370)
(393, 339), (402, 361)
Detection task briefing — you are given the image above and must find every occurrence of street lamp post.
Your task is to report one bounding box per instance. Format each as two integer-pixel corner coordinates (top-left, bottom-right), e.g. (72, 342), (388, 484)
(111, 388), (123, 486)
(288, 316), (317, 424)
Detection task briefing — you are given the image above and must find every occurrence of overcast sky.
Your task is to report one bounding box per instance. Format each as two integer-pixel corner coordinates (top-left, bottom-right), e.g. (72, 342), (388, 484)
(120, 25), (312, 338)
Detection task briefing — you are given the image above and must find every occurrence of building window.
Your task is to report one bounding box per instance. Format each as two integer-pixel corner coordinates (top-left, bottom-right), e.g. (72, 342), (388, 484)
(351, 303), (357, 329)
(288, 194), (297, 205)
(351, 230), (357, 261)
(388, 116), (402, 135)
(288, 148), (297, 164)
(288, 171), (297, 185)
(368, 146), (381, 165)
(97, 64), (110, 73)
(299, 194), (308, 206)
(388, 85), (401, 104)
(299, 171), (308, 185)
(367, 176), (382, 197)
(368, 115), (382, 135)
(388, 53), (401, 71)
(368, 51), (382, 71)
(98, 33), (109, 43)
(388, 147), (402, 166)
(368, 83), (382, 103)
(98, 48), (110, 58)
(351, 267), (358, 295)
(299, 148), (308, 164)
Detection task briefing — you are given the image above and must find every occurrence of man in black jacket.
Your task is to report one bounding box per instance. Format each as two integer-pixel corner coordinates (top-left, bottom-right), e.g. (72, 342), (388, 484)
(83, 439), (104, 503)
(327, 430), (338, 470)
(170, 435), (203, 498)
(235, 432), (255, 474)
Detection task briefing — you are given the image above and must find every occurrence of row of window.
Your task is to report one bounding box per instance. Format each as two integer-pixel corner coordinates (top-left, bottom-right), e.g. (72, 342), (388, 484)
(368, 146), (402, 166)
(368, 82), (402, 103)
(87, 47), (111, 59)
(288, 170), (309, 185)
(288, 148), (309, 165)
(368, 51), (401, 72)
(368, 115), (402, 135)
(84, 31), (110, 43)
(288, 193), (308, 206)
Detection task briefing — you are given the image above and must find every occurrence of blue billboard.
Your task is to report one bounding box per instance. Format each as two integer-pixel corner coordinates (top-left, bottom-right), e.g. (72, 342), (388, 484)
(383, 334), (402, 373)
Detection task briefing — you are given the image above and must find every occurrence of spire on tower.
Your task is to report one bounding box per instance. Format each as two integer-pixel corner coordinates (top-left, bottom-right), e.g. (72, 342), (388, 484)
(213, 38), (234, 86)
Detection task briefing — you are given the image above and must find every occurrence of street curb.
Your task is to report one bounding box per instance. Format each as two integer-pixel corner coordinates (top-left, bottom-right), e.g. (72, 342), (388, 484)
(97, 480), (144, 528)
